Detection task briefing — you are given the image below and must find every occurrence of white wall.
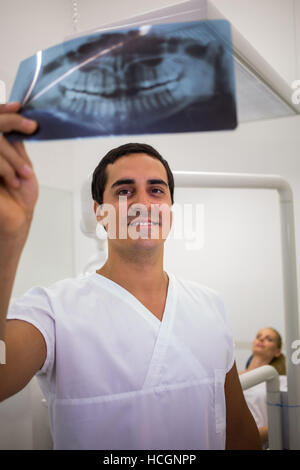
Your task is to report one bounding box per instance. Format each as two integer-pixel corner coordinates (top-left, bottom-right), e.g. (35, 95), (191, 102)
(71, 113), (300, 370)
(11, 186), (75, 298)
(0, 378), (53, 450)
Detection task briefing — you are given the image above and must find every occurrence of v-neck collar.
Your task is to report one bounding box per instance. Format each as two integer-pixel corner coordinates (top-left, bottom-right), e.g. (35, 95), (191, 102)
(88, 270), (175, 328)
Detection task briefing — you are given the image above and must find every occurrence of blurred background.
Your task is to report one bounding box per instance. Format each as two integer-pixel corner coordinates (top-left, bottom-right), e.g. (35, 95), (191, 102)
(0, 0), (299, 449)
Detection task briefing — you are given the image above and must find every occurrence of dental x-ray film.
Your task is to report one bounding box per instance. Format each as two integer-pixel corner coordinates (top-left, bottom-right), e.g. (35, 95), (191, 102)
(7, 20), (237, 141)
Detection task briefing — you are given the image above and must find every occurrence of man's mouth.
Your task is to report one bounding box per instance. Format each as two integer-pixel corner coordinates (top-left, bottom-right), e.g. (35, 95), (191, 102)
(128, 220), (160, 227)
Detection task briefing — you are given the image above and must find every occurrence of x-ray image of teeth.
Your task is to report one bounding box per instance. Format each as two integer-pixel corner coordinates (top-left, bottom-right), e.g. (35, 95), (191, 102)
(7, 20), (237, 141)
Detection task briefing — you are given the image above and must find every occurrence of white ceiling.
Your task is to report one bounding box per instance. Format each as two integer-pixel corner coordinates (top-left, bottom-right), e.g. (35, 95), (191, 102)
(1, 0), (299, 96)
(212, 0), (300, 85)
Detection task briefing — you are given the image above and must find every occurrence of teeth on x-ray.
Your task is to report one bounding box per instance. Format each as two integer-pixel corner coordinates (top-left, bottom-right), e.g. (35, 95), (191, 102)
(8, 20), (237, 140)
(58, 35), (212, 122)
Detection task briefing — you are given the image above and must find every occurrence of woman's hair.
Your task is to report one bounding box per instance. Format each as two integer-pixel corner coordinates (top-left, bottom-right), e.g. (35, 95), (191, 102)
(91, 143), (175, 206)
(246, 327), (286, 375)
(268, 328), (286, 375)
(269, 353), (286, 375)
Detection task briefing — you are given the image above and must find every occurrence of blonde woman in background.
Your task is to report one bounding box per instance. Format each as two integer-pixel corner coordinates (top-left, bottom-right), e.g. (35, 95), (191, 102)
(241, 327), (286, 375)
(240, 327), (286, 448)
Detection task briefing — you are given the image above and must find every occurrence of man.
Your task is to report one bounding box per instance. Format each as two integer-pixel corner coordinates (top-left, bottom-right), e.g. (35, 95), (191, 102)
(0, 102), (261, 450)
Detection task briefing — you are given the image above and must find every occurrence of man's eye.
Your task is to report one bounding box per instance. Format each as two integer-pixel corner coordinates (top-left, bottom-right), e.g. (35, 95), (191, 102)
(152, 188), (164, 194)
(116, 188), (164, 196)
(117, 189), (131, 196)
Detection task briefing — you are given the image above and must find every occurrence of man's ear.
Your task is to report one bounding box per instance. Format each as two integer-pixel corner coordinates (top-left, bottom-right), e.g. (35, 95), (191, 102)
(94, 202), (102, 222)
(94, 201), (99, 217)
(94, 202), (107, 231)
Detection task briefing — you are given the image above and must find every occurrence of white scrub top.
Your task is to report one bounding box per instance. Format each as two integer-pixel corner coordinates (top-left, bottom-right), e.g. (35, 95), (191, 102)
(7, 271), (234, 450)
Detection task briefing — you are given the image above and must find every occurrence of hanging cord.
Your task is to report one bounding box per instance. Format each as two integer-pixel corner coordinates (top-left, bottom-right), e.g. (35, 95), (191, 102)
(293, 0), (299, 80)
(72, 0), (80, 33)
(291, 0), (300, 105)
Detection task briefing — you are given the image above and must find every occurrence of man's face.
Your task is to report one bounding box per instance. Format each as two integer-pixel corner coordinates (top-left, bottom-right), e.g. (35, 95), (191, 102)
(94, 153), (173, 251)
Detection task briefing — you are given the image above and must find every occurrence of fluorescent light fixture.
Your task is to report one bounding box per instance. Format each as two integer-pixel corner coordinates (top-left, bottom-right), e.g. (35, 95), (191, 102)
(66, 0), (298, 123)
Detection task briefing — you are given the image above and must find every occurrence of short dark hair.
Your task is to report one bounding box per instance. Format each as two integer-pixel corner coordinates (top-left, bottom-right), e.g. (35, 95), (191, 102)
(91, 143), (174, 205)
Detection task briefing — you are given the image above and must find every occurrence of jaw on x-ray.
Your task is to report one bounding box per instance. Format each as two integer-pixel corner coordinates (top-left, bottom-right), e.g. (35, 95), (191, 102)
(8, 20), (237, 141)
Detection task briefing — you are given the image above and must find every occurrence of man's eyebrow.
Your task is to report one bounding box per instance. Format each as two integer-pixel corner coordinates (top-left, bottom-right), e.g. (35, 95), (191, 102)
(110, 178), (169, 189)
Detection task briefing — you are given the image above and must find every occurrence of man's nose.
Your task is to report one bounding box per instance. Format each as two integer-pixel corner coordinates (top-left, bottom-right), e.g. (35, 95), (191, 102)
(129, 189), (155, 217)
(132, 188), (152, 206)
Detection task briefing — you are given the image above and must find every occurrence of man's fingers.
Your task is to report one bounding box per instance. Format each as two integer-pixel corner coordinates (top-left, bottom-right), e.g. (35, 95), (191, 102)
(0, 113), (37, 134)
(12, 142), (33, 168)
(0, 137), (34, 180)
(0, 102), (21, 114)
(0, 102), (38, 136)
(0, 155), (21, 188)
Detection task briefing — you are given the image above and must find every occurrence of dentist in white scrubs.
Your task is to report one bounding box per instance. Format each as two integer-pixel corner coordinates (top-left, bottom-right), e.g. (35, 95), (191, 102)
(0, 102), (261, 450)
